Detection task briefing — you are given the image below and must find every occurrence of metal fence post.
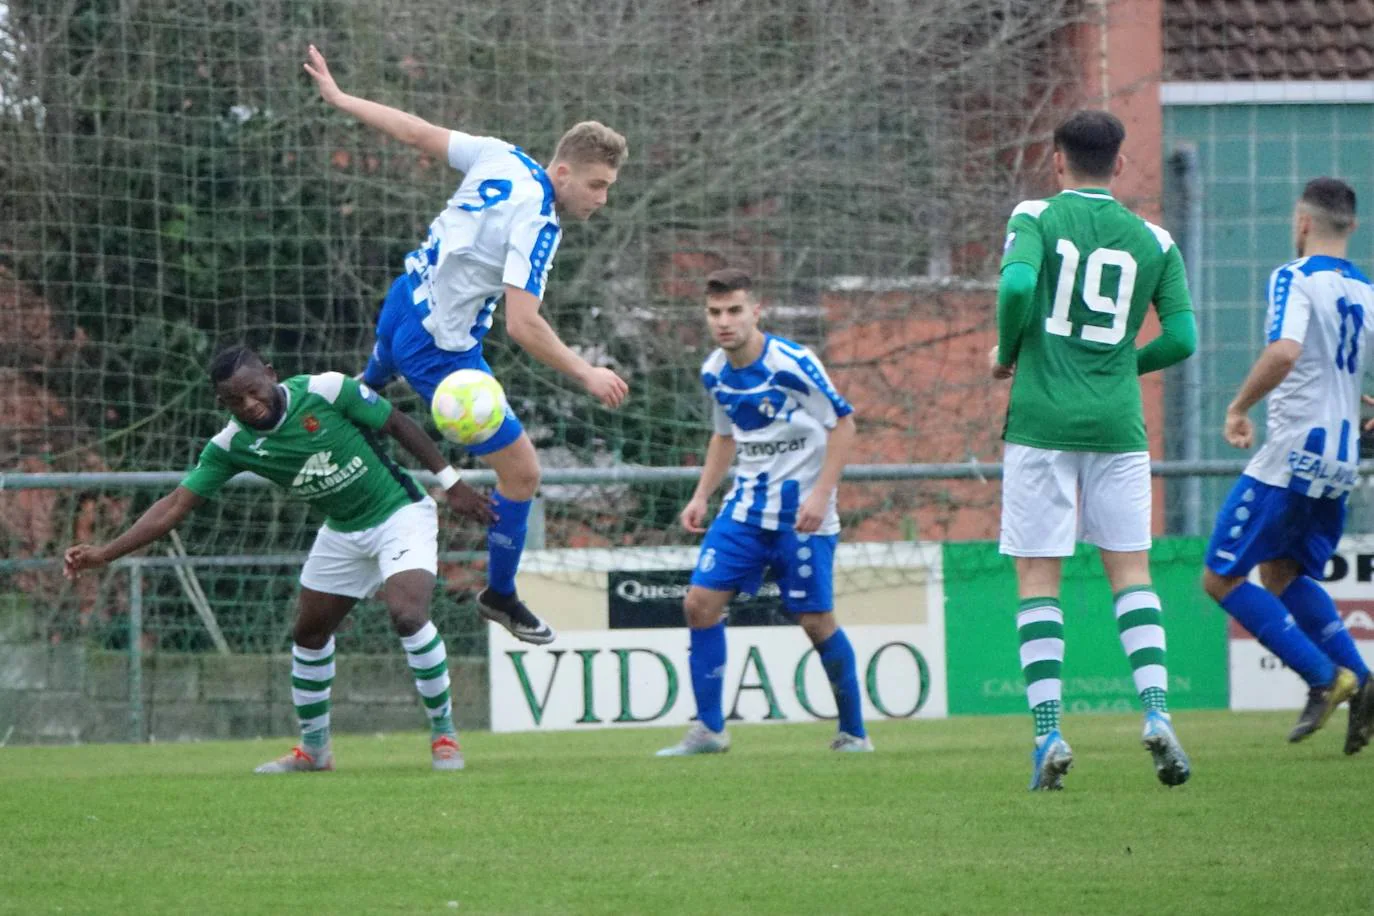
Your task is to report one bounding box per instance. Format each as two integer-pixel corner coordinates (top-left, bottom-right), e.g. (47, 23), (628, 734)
(128, 560), (145, 743)
(1174, 143), (1205, 536)
(526, 496), (546, 551)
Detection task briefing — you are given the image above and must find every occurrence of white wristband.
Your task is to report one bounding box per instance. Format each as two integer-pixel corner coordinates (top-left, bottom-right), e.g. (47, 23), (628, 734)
(435, 466), (462, 490)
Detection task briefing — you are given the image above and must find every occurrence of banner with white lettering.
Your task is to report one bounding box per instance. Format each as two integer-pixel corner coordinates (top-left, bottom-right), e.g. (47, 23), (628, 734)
(942, 539), (1229, 714)
(1230, 535), (1374, 710)
(488, 623), (945, 732)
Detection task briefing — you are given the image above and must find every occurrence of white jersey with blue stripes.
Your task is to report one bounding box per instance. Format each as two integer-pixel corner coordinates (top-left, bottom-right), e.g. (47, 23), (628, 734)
(403, 131), (562, 353)
(1245, 255), (1374, 498)
(702, 335), (854, 535)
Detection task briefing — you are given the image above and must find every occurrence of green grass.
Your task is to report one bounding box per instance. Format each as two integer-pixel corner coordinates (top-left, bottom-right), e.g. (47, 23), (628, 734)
(2, 712), (1372, 915)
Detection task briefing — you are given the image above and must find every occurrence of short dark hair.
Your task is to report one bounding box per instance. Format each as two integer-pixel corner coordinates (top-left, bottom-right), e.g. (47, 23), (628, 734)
(208, 345), (265, 385)
(1301, 177), (1357, 234)
(1053, 110), (1126, 180)
(705, 267), (753, 297)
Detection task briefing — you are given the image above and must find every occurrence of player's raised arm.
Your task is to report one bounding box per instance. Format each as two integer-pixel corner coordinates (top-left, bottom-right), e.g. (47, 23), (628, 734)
(378, 408), (495, 525)
(63, 486), (204, 579)
(504, 285), (628, 408)
(303, 44), (450, 161)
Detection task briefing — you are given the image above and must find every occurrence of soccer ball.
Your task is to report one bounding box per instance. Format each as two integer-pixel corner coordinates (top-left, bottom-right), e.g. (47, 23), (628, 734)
(431, 370), (508, 445)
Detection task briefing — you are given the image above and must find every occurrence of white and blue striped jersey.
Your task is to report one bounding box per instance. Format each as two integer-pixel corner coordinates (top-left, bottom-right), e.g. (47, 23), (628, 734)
(1246, 255), (1374, 498)
(702, 335), (854, 535)
(403, 131), (562, 353)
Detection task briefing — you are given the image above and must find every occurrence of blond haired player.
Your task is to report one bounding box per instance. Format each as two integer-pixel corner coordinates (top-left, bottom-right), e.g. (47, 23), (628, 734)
(304, 45), (630, 646)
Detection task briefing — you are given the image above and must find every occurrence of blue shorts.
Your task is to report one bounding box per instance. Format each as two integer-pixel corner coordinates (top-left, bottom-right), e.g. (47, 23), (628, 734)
(363, 276), (523, 456)
(690, 515), (837, 614)
(1205, 474), (1346, 579)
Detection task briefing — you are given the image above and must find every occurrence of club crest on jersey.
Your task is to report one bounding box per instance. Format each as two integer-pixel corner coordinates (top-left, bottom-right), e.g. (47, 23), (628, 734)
(715, 388), (788, 431)
(303, 414), (320, 433)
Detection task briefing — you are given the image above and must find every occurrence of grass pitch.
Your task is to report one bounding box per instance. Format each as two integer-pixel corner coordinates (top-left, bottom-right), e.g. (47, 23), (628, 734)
(2, 711), (1371, 915)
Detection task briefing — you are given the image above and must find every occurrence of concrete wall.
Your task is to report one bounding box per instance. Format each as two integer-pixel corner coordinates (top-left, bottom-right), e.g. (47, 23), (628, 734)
(0, 644), (488, 745)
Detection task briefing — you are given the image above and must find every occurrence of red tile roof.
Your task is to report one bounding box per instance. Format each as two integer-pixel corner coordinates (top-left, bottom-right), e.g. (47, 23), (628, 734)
(1164, 0), (1374, 80)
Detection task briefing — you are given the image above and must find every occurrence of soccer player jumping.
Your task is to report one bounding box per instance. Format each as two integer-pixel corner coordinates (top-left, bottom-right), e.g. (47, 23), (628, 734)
(657, 268), (870, 757)
(1202, 178), (1374, 754)
(993, 110), (1198, 790)
(303, 45), (631, 646)
(64, 346), (494, 773)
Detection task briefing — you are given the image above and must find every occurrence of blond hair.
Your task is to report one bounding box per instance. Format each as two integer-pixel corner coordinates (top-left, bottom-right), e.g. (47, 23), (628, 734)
(551, 121), (628, 170)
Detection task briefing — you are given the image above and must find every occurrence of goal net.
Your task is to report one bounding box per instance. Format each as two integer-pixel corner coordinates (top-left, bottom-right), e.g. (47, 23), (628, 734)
(1, 0), (1087, 653)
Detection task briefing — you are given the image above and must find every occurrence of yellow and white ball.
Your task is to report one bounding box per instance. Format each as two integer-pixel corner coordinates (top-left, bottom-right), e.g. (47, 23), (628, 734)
(431, 369), (508, 445)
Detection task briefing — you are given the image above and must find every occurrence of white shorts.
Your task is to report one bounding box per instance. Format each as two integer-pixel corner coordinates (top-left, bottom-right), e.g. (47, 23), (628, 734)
(999, 444), (1152, 557)
(299, 498), (438, 599)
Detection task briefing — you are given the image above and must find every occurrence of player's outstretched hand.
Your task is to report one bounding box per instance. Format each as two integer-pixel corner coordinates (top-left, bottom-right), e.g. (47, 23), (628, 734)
(303, 45), (345, 106)
(1223, 409), (1254, 449)
(443, 481), (497, 526)
(680, 497), (709, 534)
(1363, 394), (1374, 432)
(63, 545), (107, 581)
(794, 492), (828, 534)
(583, 367), (629, 409)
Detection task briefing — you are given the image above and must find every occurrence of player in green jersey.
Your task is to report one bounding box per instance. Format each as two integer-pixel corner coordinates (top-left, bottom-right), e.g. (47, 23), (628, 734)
(64, 346), (494, 773)
(992, 110), (1198, 791)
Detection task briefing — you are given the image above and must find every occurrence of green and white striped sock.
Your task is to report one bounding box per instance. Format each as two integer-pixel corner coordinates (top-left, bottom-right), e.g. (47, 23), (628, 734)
(1017, 597), (1064, 738)
(1115, 586), (1168, 713)
(292, 638), (334, 751)
(401, 622), (454, 737)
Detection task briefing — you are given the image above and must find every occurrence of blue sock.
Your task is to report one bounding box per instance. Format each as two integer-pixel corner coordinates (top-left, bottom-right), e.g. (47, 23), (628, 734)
(1281, 576), (1370, 684)
(817, 628), (865, 738)
(1221, 582), (1336, 687)
(689, 623), (727, 733)
(487, 492), (531, 596)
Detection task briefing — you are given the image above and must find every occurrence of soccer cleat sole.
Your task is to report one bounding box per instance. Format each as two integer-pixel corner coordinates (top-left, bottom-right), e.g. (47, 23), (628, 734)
(830, 734), (875, 752)
(1289, 668), (1359, 743)
(1143, 734), (1191, 787)
(476, 602), (557, 646)
(1029, 746), (1073, 791)
(431, 735), (466, 771)
(254, 747), (334, 774)
(655, 744), (730, 757)
(655, 727), (731, 757)
(1344, 679), (1374, 756)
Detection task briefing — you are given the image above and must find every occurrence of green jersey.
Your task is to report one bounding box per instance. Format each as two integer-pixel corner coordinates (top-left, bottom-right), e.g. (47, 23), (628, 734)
(180, 373), (424, 532)
(999, 188), (1193, 452)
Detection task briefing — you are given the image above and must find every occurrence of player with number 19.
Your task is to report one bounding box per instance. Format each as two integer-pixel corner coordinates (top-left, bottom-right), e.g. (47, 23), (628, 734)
(993, 110), (1198, 790)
